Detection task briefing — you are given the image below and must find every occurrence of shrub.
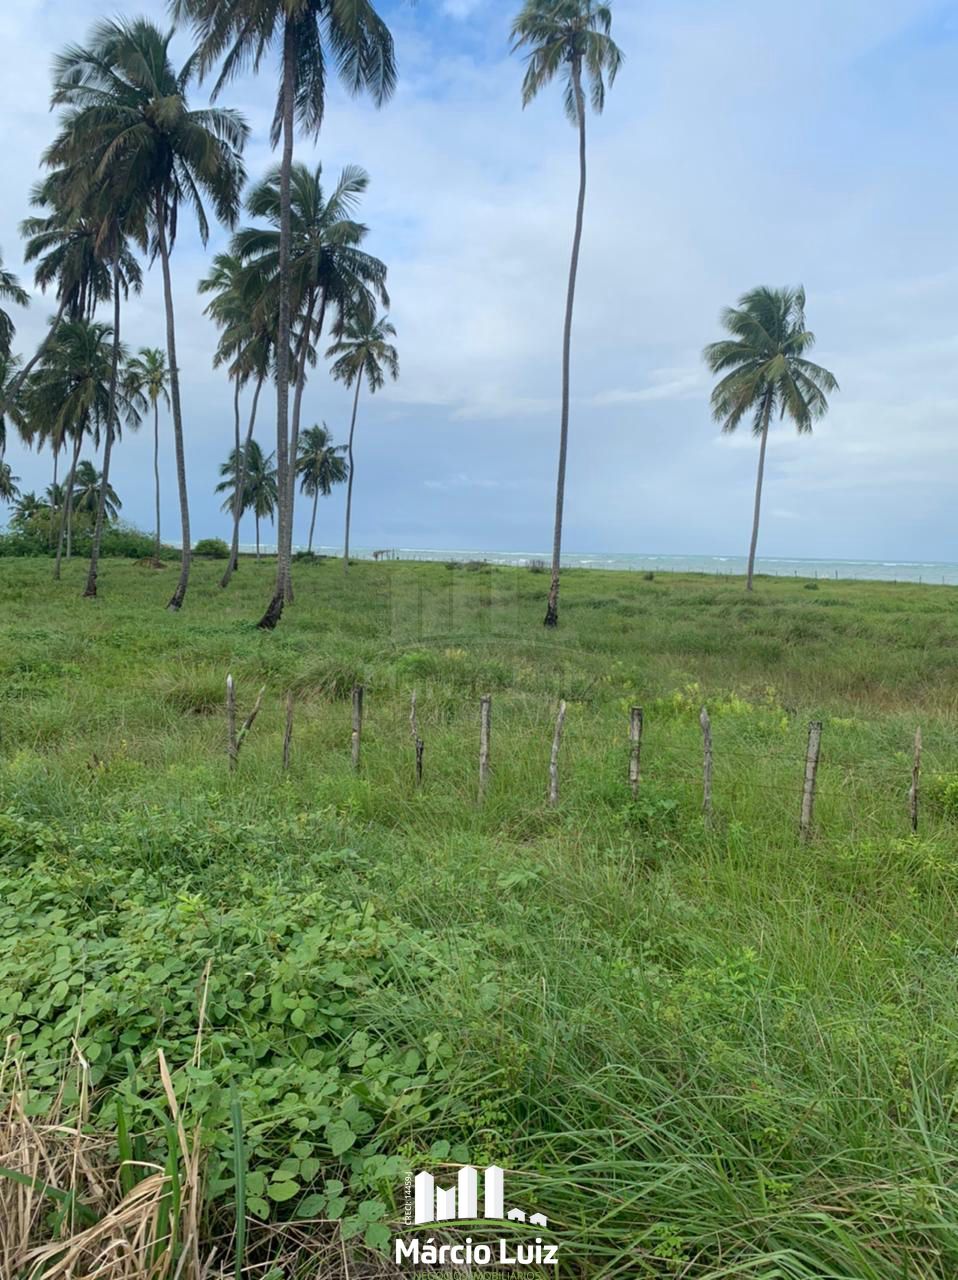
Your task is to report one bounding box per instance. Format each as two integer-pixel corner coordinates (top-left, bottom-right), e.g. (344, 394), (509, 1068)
(0, 522), (176, 560)
(193, 537), (230, 559)
(527, 559), (546, 573)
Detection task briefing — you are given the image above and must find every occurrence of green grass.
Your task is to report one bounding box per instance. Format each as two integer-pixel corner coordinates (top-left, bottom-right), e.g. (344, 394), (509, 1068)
(4, 555), (958, 1277)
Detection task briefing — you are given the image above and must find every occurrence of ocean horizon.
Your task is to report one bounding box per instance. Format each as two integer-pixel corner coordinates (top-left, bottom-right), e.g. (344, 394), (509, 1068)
(230, 544), (958, 585)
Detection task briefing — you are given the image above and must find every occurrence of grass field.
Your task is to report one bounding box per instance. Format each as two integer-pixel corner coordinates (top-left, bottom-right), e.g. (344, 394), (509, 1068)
(4, 555), (958, 1278)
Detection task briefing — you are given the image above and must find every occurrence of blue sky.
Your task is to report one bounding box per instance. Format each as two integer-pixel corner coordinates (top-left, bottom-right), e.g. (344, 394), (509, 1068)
(2, 0), (958, 560)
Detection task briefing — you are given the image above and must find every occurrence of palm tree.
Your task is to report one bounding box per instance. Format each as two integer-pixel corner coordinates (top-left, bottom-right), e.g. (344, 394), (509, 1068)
(297, 423), (347, 553)
(216, 439), (278, 560)
(177, 0), (396, 629)
(72, 459), (122, 522)
(126, 348), (170, 561)
(48, 17), (247, 608)
(326, 307), (398, 572)
(0, 250), (29, 361)
(22, 318), (130, 577)
(13, 491), (47, 528)
(199, 252), (276, 586)
(234, 162), (388, 595)
(703, 286), (838, 592)
(0, 353), (26, 460)
(511, 0), (622, 627)
(0, 462), (20, 507)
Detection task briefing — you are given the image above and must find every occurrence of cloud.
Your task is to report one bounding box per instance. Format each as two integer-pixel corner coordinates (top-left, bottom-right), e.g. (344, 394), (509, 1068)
(2, 0), (957, 564)
(593, 369), (704, 406)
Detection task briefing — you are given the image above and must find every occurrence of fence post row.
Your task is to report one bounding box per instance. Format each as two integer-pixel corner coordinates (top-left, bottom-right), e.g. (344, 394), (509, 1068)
(220, 679), (923, 845)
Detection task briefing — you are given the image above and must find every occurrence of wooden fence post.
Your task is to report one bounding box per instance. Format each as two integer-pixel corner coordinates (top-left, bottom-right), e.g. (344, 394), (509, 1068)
(549, 700), (567, 808)
(236, 686), (265, 757)
(226, 674), (237, 772)
(351, 685), (364, 771)
(909, 726), (922, 834)
(410, 690), (424, 787)
(700, 706), (713, 822)
(283, 691), (294, 772)
(629, 706), (643, 799)
(479, 695), (492, 801)
(800, 721), (823, 843)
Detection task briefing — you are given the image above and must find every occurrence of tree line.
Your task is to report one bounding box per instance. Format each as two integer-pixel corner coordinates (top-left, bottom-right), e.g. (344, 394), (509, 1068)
(0, 0), (838, 625)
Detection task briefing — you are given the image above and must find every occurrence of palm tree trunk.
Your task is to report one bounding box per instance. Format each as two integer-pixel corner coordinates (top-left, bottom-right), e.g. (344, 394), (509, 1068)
(342, 365), (364, 574)
(221, 373), (263, 588)
(49, 447), (59, 549)
(544, 59), (588, 629)
(54, 433), (82, 581)
(308, 489), (318, 554)
(257, 18), (296, 630)
(224, 372), (242, 565)
(746, 390), (774, 592)
(283, 291), (321, 602)
(83, 259), (121, 599)
(156, 200), (191, 611)
(256, 514), (260, 561)
(153, 396), (161, 561)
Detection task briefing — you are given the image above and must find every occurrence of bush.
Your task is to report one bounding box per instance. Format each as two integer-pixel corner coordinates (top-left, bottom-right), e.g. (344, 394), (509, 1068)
(193, 537), (230, 559)
(0, 521), (176, 560)
(527, 558), (546, 573)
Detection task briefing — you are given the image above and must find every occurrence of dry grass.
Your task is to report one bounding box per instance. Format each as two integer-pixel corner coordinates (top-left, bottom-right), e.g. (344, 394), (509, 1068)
(0, 1040), (404, 1280)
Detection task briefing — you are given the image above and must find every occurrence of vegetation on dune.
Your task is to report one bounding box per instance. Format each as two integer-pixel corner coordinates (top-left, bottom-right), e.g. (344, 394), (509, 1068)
(3, 559), (958, 1275)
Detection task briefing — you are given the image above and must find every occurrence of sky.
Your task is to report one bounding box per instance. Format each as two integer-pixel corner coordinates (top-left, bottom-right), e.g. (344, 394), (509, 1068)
(2, 0), (958, 561)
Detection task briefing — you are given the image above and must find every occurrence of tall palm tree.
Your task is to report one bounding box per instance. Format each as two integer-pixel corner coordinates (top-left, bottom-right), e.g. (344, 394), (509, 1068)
(327, 306), (397, 572)
(297, 423), (347, 553)
(177, 0), (396, 629)
(511, 0), (622, 627)
(199, 251), (276, 586)
(216, 439), (278, 560)
(0, 462), (20, 507)
(48, 17), (247, 608)
(0, 250), (29, 361)
(72, 459), (122, 522)
(126, 348), (170, 561)
(703, 286), (838, 592)
(234, 161), (388, 590)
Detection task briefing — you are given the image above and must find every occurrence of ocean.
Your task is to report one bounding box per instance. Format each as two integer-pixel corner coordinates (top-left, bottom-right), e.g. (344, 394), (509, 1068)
(240, 545), (958, 585)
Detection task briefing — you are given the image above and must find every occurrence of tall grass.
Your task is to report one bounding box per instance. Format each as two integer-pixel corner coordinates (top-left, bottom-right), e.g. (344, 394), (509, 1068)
(3, 558), (958, 1276)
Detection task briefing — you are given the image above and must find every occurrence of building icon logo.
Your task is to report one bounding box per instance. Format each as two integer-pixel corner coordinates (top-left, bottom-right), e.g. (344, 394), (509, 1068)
(396, 1164), (557, 1268)
(413, 1165), (547, 1227)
